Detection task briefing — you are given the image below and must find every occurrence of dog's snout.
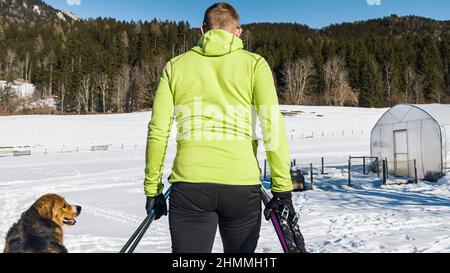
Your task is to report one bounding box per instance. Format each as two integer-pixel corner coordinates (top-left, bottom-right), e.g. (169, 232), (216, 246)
(75, 206), (82, 216)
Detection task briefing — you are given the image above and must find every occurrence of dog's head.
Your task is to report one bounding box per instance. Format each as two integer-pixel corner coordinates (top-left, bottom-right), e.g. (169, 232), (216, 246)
(33, 194), (82, 228)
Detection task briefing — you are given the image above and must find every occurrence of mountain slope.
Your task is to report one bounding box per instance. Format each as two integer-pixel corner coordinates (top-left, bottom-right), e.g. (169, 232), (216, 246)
(0, 0), (77, 22)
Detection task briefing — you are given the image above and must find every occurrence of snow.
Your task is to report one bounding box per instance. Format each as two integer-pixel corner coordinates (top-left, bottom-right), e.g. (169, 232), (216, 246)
(0, 80), (35, 98)
(32, 5), (41, 15)
(1, 105), (450, 253)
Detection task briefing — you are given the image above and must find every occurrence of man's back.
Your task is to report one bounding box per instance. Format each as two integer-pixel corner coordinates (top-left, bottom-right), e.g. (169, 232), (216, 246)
(168, 29), (263, 185)
(144, 29), (292, 197)
(143, 2), (295, 254)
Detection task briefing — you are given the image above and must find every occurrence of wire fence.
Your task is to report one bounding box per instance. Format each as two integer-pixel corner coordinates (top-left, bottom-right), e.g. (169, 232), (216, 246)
(0, 143), (148, 158)
(286, 129), (368, 141)
(261, 155), (423, 191)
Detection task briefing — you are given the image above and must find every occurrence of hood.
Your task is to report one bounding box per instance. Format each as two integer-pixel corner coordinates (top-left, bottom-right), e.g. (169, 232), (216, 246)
(192, 29), (244, 57)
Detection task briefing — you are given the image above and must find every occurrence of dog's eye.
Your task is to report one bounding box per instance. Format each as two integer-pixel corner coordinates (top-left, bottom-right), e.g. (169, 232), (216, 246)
(63, 204), (67, 209)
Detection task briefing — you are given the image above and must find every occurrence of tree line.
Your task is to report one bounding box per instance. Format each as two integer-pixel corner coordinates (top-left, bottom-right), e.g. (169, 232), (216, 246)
(1, 15), (450, 114)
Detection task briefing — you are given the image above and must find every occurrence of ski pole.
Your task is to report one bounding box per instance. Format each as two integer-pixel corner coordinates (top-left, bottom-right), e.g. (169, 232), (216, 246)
(119, 186), (172, 253)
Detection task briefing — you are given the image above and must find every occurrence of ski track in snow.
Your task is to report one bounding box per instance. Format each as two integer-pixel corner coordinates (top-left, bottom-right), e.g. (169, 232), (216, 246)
(1, 106), (450, 253)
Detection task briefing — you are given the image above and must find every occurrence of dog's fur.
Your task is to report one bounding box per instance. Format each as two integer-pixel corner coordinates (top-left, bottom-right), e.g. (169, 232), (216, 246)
(3, 194), (81, 253)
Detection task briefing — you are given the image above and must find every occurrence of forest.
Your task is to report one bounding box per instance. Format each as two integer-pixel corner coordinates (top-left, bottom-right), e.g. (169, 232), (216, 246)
(1, 1), (450, 114)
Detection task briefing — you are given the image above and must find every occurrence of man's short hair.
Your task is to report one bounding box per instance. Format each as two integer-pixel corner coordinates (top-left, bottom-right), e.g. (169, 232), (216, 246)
(203, 2), (240, 32)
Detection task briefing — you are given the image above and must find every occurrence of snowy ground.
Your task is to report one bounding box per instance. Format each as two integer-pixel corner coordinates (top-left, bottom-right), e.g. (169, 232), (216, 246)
(1, 106), (450, 253)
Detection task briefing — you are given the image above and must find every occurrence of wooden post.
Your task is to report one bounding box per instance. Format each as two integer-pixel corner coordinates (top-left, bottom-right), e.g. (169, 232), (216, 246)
(414, 159), (418, 184)
(385, 158), (389, 178)
(310, 163), (314, 190)
(383, 160), (387, 185)
(321, 157), (325, 175)
(377, 158), (380, 178)
(363, 156), (366, 175)
(348, 157), (352, 187)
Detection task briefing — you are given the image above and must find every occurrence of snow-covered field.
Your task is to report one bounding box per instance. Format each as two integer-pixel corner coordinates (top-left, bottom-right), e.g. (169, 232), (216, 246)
(1, 106), (450, 253)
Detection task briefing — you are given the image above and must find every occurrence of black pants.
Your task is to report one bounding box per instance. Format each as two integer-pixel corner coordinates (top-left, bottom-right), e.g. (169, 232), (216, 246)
(169, 183), (262, 253)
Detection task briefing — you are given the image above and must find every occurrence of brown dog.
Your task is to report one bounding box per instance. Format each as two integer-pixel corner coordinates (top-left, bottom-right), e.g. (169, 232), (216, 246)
(3, 194), (81, 253)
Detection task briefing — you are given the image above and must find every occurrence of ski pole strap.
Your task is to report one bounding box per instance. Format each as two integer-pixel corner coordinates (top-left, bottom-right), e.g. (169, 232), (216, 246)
(119, 186), (173, 253)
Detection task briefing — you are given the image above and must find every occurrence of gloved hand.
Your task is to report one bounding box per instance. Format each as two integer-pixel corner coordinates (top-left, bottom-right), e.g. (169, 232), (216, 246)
(145, 194), (167, 220)
(264, 191), (296, 221)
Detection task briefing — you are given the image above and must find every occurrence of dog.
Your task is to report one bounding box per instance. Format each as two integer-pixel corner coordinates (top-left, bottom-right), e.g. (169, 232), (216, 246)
(3, 194), (81, 253)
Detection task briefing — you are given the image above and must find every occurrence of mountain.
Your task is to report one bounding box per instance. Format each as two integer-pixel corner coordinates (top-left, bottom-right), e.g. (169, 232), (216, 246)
(0, 0), (78, 22)
(321, 15), (450, 38)
(1, 2), (449, 114)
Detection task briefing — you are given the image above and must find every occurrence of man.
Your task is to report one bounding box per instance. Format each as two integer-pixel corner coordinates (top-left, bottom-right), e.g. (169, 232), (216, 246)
(144, 2), (295, 253)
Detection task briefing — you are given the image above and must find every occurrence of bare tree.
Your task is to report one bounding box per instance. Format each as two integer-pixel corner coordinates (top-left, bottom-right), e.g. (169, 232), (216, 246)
(0, 25), (5, 42)
(116, 65), (131, 113)
(404, 66), (415, 103)
(59, 82), (66, 112)
(24, 52), (31, 81)
(405, 66), (424, 104)
(96, 73), (109, 113)
(34, 35), (44, 54)
(80, 74), (93, 113)
(383, 62), (394, 106)
(150, 22), (161, 48)
(121, 31), (129, 49)
(282, 58), (315, 105)
(413, 74), (424, 104)
(323, 56), (358, 106)
(141, 55), (166, 108)
(5, 49), (16, 79)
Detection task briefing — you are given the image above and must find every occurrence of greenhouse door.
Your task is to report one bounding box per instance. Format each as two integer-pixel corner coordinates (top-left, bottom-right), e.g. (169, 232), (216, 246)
(394, 130), (409, 177)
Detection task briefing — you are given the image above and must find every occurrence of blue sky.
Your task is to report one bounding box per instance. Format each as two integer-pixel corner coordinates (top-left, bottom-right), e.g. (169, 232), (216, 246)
(44, 0), (450, 29)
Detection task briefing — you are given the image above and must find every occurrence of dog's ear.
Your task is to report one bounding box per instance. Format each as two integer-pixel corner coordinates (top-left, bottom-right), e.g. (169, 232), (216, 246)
(34, 197), (55, 220)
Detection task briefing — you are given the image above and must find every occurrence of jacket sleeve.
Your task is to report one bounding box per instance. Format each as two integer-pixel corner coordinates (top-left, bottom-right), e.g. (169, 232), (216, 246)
(144, 62), (174, 197)
(253, 57), (293, 193)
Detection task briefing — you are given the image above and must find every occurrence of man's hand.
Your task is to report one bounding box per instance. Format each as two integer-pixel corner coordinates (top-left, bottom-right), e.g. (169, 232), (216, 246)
(145, 194), (168, 220)
(264, 191), (296, 221)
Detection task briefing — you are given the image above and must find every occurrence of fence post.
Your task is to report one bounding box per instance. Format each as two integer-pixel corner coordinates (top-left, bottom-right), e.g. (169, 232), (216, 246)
(321, 157), (325, 175)
(310, 163), (314, 190)
(348, 157), (352, 187)
(382, 160), (387, 185)
(377, 158), (380, 178)
(385, 158), (389, 178)
(363, 156), (366, 175)
(414, 159), (418, 184)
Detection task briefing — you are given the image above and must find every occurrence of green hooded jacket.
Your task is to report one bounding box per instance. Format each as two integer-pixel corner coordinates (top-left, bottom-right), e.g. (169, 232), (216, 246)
(144, 29), (293, 197)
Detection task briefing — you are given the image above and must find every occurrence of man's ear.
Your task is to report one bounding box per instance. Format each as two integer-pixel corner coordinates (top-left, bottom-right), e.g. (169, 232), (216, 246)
(235, 27), (243, 38)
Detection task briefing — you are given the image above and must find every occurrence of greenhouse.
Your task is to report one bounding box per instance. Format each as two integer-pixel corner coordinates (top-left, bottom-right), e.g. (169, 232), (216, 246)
(371, 104), (450, 181)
